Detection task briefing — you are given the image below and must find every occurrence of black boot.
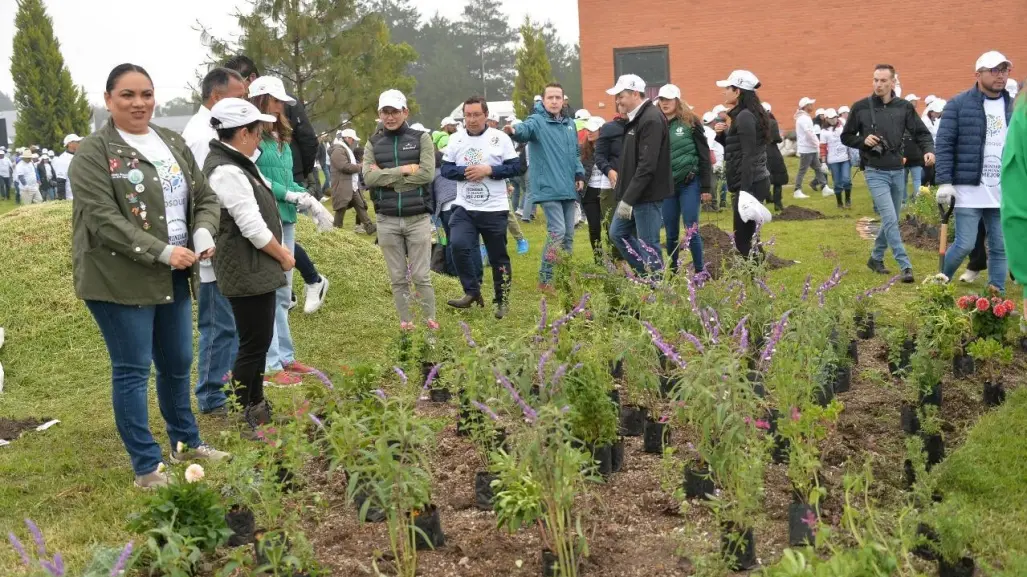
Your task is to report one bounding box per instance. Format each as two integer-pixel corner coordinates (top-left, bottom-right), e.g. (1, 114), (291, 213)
(448, 293), (485, 309)
(867, 258), (891, 275)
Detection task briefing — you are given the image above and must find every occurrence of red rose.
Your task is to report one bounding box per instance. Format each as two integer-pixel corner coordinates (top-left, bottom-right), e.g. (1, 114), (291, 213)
(976, 298), (990, 311)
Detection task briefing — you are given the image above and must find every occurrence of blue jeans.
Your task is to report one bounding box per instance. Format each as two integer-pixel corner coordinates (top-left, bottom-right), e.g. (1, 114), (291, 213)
(663, 179), (703, 273)
(510, 178), (523, 212)
(904, 165), (923, 204)
(828, 161), (852, 192)
(0, 176), (9, 200)
(539, 200), (576, 285)
(611, 201), (664, 274)
(266, 222), (296, 371)
(85, 270), (202, 475)
(865, 168), (912, 270)
(944, 207), (1006, 291)
(196, 281), (237, 413)
(521, 177), (538, 221)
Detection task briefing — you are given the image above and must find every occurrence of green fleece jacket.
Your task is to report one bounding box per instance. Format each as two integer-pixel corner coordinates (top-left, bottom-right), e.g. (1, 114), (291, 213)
(256, 136), (307, 224)
(668, 117), (700, 184)
(1001, 101), (1027, 282)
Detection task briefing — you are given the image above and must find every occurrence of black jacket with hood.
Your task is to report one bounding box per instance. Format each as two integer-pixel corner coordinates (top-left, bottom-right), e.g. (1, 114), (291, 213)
(716, 105), (770, 192)
(615, 100), (672, 206)
(595, 117), (626, 185)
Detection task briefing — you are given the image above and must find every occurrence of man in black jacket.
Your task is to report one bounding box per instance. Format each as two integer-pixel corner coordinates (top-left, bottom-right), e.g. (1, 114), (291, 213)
(594, 114), (627, 255)
(606, 74), (672, 275)
(841, 64), (935, 283)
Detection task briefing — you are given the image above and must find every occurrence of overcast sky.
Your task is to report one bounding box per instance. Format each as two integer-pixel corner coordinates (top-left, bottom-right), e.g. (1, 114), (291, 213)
(0, 0), (579, 106)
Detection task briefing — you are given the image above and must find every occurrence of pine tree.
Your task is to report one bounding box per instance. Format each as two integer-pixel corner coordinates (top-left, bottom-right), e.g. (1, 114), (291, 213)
(10, 0), (91, 148)
(459, 0), (518, 100)
(512, 18), (553, 121)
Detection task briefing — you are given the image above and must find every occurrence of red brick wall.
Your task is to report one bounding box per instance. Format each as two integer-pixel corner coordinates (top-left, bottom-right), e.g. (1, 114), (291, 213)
(578, 0), (1027, 131)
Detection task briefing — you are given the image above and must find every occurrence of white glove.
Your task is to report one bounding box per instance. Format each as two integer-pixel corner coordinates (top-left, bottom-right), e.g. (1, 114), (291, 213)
(615, 201), (633, 220)
(819, 163), (829, 175)
(284, 191), (306, 204)
(936, 184), (956, 205)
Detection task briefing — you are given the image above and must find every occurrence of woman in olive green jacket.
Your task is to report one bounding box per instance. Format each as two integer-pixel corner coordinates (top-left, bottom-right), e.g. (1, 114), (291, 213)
(71, 64), (229, 489)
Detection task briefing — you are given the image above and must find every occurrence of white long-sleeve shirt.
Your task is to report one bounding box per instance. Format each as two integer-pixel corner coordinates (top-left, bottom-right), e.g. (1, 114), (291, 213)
(795, 112), (819, 154)
(52, 151), (74, 198)
(0, 157), (12, 177)
(182, 105), (216, 167)
(208, 164), (275, 250)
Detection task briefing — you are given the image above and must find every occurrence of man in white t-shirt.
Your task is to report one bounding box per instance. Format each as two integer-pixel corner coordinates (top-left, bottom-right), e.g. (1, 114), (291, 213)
(0, 150), (12, 201)
(14, 153), (42, 204)
(935, 50), (1014, 292)
(441, 97), (522, 319)
(182, 67), (248, 415)
(793, 97), (830, 199)
(52, 134), (82, 200)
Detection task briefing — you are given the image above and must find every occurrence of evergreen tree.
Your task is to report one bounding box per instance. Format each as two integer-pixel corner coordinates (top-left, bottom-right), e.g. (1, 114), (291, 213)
(540, 23), (582, 108)
(10, 0), (91, 148)
(408, 14), (479, 127)
(512, 18), (553, 121)
(458, 0), (517, 100)
(201, 0), (417, 138)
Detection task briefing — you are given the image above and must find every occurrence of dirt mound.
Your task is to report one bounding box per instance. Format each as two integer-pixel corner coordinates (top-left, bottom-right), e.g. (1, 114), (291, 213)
(699, 224), (795, 279)
(0, 417), (48, 441)
(775, 206), (826, 221)
(899, 216), (942, 252)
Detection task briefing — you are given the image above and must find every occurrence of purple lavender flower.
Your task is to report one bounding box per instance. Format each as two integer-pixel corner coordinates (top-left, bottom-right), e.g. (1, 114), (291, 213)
(308, 413), (324, 429)
(392, 366), (408, 385)
(686, 276), (700, 315)
(571, 342), (583, 355)
(110, 542), (133, 577)
(472, 400), (501, 422)
(494, 368), (538, 422)
(373, 389), (387, 401)
(680, 331), (705, 353)
(8, 532), (30, 566)
(25, 519), (45, 557)
(642, 321), (686, 369)
(800, 274), (813, 301)
(422, 363), (441, 391)
(538, 349), (552, 383)
(538, 297), (548, 333)
(732, 315), (750, 353)
(740, 325), (749, 353)
(755, 277), (776, 298)
(550, 293), (591, 336)
(857, 274), (900, 302)
(552, 363), (569, 386)
(707, 307), (722, 342)
(460, 321), (477, 347)
(759, 310), (792, 370)
(309, 367), (334, 390)
(573, 362), (584, 371)
(40, 553), (64, 577)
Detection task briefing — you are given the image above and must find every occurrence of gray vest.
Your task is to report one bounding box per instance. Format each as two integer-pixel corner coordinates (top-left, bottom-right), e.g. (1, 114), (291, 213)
(203, 140), (287, 298)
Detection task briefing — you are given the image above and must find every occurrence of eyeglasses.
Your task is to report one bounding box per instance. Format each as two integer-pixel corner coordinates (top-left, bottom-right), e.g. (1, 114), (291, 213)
(379, 108), (404, 117)
(463, 112), (486, 119)
(979, 65), (1011, 75)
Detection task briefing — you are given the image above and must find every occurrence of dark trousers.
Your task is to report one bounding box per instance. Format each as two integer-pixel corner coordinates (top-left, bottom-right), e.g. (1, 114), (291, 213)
(0, 176), (9, 200)
(968, 219), (988, 273)
(55, 178), (66, 200)
(771, 184), (783, 209)
(293, 242), (320, 285)
(228, 291), (276, 408)
(581, 187), (604, 261)
(450, 206), (511, 304)
(438, 209), (459, 277)
(333, 191), (376, 232)
(733, 178), (770, 258)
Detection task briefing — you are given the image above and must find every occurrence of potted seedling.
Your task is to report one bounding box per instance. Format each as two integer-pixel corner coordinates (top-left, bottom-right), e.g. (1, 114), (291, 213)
(967, 337), (1012, 407)
(852, 275), (900, 339)
(884, 325), (917, 378)
(778, 402), (841, 546)
(930, 512), (976, 577)
(565, 367), (620, 477)
(466, 408), (508, 511)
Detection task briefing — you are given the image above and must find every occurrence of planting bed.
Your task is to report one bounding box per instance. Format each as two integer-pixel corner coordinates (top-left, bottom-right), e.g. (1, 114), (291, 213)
(774, 206), (826, 222)
(699, 224), (794, 280)
(0, 416), (50, 442)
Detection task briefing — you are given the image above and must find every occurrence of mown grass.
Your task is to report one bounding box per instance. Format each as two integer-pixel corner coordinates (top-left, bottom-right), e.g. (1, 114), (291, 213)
(0, 163), (1021, 572)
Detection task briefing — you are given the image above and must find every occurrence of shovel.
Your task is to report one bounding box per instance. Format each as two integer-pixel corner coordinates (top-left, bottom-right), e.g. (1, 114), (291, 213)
(937, 197), (956, 273)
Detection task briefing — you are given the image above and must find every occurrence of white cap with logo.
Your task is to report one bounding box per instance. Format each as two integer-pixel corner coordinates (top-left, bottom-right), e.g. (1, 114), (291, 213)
(533, 95), (542, 102)
(657, 84), (681, 100)
(798, 97), (816, 109)
(712, 104), (728, 114)
(339, 128), (359, 142)
(975, 51), (1011, 71)
(905, 94), (920, 102)
(815, 108), (825, 117)
(838, 105), (851, 114)
(1007, 79), (1020, 98)
(410, 122), (427, 132)
(924, 95), (937, 105)
(606, 74), (646, 95)
(440, 116), (456, 128)
(585, 116), (605, 132)
(715, 70), (760, 91)
(210, 97), (277, 129)
(377, 89), (407, 111)
(824, 108), (839, 119)
(761, 102), (772, 112)
(247, 77), (297, 105)
(702, 111), (717, 124)
(487, 111), (499, 122)
(926, 99), (947, 114)
(574, 109), (591, 120)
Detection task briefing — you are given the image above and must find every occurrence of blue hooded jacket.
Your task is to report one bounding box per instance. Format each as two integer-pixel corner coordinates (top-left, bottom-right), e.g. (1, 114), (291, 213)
(510, 102), (585, 204)
(935, 84), (1014, 186)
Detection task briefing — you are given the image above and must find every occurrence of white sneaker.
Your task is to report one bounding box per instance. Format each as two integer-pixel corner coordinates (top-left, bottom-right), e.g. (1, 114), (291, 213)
(793, 190), (810, 199)
(822, 186), (835, 197)
(134, 463), (169, 490)
(353, 224), (367, 235)
(304, 276), (329, 314)
(959, 270), (979, 283)
(515, 209), (524, 217)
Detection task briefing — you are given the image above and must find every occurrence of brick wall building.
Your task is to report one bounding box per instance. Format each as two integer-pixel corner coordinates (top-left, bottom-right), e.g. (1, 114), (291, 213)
(578, 0), (1027, 130)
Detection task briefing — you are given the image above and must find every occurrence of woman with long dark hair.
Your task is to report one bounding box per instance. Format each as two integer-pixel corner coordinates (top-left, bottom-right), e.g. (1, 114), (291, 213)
(762, 102), (789, 212)
(714, 70), (771, 258)
(657, 84), (711, 274)
(71, 63), (230, 488)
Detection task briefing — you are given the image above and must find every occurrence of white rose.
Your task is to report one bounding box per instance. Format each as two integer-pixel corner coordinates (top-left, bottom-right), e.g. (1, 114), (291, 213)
(184, 464), (205, 483)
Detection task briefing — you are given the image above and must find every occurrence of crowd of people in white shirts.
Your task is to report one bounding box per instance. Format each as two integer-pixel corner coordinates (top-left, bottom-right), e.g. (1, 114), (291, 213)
(0, 134), (83, 204)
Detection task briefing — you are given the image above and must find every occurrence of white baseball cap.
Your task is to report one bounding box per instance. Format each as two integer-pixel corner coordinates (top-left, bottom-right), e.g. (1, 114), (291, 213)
(440, 116), (456, 128)
(657, 84), (681, 100)
(798, 97), (816, 109)
(926, 99), (947, 114)
(377, 89), (407, 111)
(510, 118), (523, 126)
(574, 109), (591, 120)
(905, 94), (920, 102)
(606, 74), (646, 95)
(761, 102), (772, 112)
(815, 108), (825, 117)
(210, 97), (277, 129)
(823, 108), (839, 119)
(701, 111), (717, 124)
(1006, 79), (1019, 96)
(410, 122), (426, 132)
(715, 70), (760, 91)
(924, 95), (937, 105)
(975, 51), (1011, 71)
(712, 104), (728, 114)
(247, 76), (296, 105)
(585, 116), (605, 132)
(487, 111), (499, 122)
(533, 95), (542, 102)
(339, 128), (359, 142)
(838, 105), (851, 114)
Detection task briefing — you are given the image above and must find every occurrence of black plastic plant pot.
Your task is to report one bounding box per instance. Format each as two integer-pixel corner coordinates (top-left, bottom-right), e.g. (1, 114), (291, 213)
(608, 388), (621, 408)
(937, 557), (975, 577)
(474, 471), (497, 511)
(610, 359), (625, 380)
(813, 380), (835, 407)
(833, 365), (852, 394)
(919, 383), (943, 408)
(904, 459), (916, 489)
(619, 405), (648, 437)
(1020, 336), (1027, 354)
(611, 437), (625, 473)
(855, 313), (875, 339)
(456, 406), (481, 437)
(657, 350), (670, 372)
(900, 403), (921, 435)
(848, 339), (859, 364)
(952, 353), (975, 379)
(720, 522), (757, 571)
(590, 444), (614, 477)
(787, 501), (817, 546)
(353, 489), (387, 523)
(420, 361), (435, 384)
(983, 381), (1006, 407)
(921, 433), (946, 469)
(912, 523), (940, 561)
(253, 529), (290, 568)
(411, 504), (445, 550)
(541, 549), (559, 577)
(642, 419), (669, 454)
(747, 371), (766, 398)
(658, 375), (679, 398)
(225, 505), (256, 547)
(683, 463), (715, 500)
(429, 388), (452, 403)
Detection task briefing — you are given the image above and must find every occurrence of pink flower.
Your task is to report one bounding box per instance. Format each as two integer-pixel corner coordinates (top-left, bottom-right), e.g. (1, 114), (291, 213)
(427, 319), (439, 330)
(400, 321), (415, 331)
(791, 407), (801, 421)
(976, 298), (990, 312)
(743, 416), (752, 425)
(754, 419), (770, 430)
(801, 510), (818, 529)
